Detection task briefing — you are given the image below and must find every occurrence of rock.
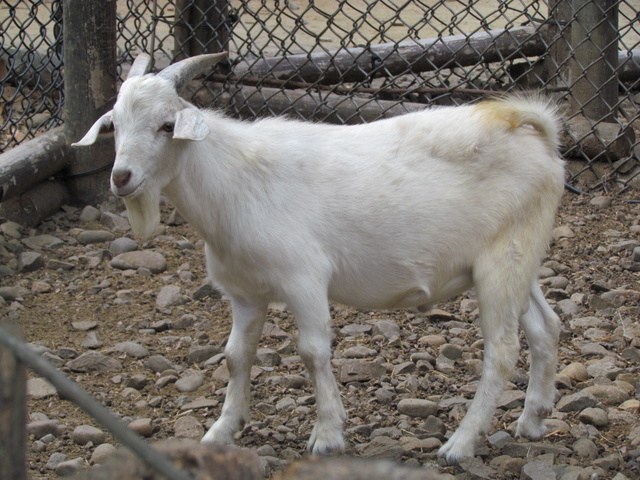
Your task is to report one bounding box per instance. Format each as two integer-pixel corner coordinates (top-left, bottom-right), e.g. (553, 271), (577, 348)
(556, 391), (598, 412)
(66, 351), (122, 373)
(145, 355), (174, 373)
(113, 341), (149, 358)
(27, 377), (57, 399)
(520, 460), (557, 480)
(188, 345), (220, 364)
(342, 345), (377, 358)
(439, 343), (463, 360)
(73, 425), (106, 445)
(156, 285), (186, 308)
(180, 398), (219, 410)
(22, 234), (64, 250)
(589, 195), (612, 209)
(501, 442), (572, 458)
(498, 389), (526, 409)
(581, 384), (630, 405)
(487, 431), (514, 449)
(110, 250), (167, 273)
(128, 418), (154, 437)
(553, 225), (575, 240)
(578, 407), (609, 427)
(19, 251), (45, 272)
(100, 211), (131, 231)
(79, 205), (101, 222)
(0, 286), (23, 301)
(46, 452), (67, 470)
(337, 359), (386, 383)
(559, 362), (589, 381)
(457, 456), (497, 479)
(72, 320), (97, 331)
(175, 372), (205, 393)
(126, 374), (148, 390)
(90, 443), (116, 465)
(397, 398), (438, 418)
(77, 230), (115, 245)
(27, 419), (64, 438)
(82, 331), (103, 349)
(256, 348), (281, 366)
(572, 437), (599, 458)
(340, 324), (373, 336)
(173, 415), (204, 439)
(54, 457), (84, 476)
(372, 320), (401, 340)
(355, 436), (403, 459)
(1, 221), (23, 239)
(109, 237), (138, 254)
(418, 334), (447, 347)
(191, 282), (221, 300)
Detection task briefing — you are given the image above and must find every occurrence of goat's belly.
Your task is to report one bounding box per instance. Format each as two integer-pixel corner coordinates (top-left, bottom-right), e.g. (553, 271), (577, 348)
(328, 272), (472, 311)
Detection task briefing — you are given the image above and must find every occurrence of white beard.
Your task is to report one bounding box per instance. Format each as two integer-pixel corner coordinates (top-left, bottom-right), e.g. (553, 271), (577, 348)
(123, 188), (161, 239)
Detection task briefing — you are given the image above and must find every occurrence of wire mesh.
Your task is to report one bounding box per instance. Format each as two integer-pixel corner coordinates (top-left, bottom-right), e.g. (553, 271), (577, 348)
(3, 1), (640, 195)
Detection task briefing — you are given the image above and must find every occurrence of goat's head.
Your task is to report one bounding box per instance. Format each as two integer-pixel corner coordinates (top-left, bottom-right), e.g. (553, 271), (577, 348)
(73, 52), (227, 238)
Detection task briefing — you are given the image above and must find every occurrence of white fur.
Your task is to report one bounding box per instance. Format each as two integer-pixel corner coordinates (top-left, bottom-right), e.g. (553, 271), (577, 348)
(75, 66), (565, 464)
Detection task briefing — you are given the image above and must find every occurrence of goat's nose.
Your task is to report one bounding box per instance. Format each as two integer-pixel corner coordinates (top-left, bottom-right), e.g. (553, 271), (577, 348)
(112, 169), (132, 189)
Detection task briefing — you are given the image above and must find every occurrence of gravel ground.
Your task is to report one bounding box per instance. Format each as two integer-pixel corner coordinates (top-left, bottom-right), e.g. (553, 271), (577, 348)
(1, 191), (639, 479)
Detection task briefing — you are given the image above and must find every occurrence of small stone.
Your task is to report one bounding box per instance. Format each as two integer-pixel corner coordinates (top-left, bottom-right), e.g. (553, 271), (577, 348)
(109, 237), (138, 254)
(73, 425), (106, 445)
(77, 230), (115, 245)
(22, 234), (64, 250)
(590, 195), (612, 209)
(90, 443), (116, 465)
(397, 398), (438, 418)
(113, 341), (149, 358)
(521, 460), (557, 480)
(156, 285), (186, 308)
(144, 355), (174, 373)
(72, 320), (97, 331)
(372, 320), (401, 340)
(27, 377), (57, 399)
(342, 345), (377, 358)
(572, 437), (599, 458)
(100, 211), (131, 231)
(578, 407), (609, 428)
(553, 225), (575, 240)
(128, 418), (153, 437)
(66, 351), (121, 373)
(556, 391), (598, 412)
(174, 415), (204, 440)
(439, 343), (463, 360)
(256, 348), (281, 367)
(110, 250), (167, 273)
(175, 372), (205, 392)
(19, 251), (45, 272)
(188, 345), (220, 364)
(54, 457), (84, 476)
(581, 384), (630, 405)
(79, 205), (101, 222)
(337, 359), (386, 383)
(82, 331), (103, 349)
(1, 221), (23, 239)
(27, 420), (64, 438)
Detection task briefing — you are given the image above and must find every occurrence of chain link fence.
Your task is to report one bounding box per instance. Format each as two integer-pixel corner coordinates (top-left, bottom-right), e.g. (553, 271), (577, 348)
(3, 1), (640, 195)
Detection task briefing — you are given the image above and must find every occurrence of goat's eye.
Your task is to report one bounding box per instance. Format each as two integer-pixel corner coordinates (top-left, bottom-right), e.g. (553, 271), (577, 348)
(160, 123), (174, 133)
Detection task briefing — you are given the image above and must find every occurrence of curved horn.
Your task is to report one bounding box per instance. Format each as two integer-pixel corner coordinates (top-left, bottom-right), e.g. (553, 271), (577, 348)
(157, 52), (228, 93)
(127, 53), (152, 79)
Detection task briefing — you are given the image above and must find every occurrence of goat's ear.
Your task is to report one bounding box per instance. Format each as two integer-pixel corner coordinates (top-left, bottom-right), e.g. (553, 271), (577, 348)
(71, 111), (113, 146)
(173, 108), (209, 141)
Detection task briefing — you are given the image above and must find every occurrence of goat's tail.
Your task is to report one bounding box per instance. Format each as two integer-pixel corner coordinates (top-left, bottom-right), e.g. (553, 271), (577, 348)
(476, 94), (562, 151)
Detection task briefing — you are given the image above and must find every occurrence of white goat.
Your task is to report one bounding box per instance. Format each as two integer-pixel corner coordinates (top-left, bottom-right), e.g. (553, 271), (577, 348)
(74, 53), (565, 463)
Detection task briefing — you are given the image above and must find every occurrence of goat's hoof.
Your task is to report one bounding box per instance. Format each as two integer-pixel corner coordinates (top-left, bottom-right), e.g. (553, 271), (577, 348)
(307, 430), (346, 455)
(438, 436), (476, 465)
(515, 418), (547, 440)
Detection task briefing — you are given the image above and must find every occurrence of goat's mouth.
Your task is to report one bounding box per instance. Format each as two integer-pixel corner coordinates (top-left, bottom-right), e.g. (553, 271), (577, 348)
(112, 179), (144, 199)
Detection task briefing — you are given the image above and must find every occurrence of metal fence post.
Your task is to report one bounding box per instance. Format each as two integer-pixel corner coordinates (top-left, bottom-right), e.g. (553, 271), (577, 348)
(569, 0), (619, 121)
(0, 323), (27, 480)
(63, 0), (117, 205)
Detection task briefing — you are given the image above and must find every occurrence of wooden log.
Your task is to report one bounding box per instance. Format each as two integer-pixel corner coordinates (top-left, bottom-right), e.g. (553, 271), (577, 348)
(207, 84), (426, 124)
(0, 179), (68, 227)
(0, 127), (68, 203)
(63, 0), (117, 205)
(69, 440), (262, 480)
(235, 26), (544, 85)
(0, 322), (27, 480)
(569, 0), (619, 121)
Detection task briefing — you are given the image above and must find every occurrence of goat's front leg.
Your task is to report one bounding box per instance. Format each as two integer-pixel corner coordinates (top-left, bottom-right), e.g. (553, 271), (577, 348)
(202, 297), (268, 445)
(287, 289), (346, 454)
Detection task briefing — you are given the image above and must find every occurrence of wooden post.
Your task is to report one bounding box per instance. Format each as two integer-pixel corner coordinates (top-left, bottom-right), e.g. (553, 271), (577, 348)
(569, 0), (619, 121)
(174, 0), (231, 64)
(540, 0), (573, 90)
(0, 323), (27, 480)
(63, 0), (117, 205)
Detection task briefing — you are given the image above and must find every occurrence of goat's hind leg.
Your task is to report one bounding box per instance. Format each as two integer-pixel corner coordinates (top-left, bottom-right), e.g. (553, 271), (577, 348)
(202, 297), (268, 445)
(439, 250), (530, 464)
(516, 283), (560, 439)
